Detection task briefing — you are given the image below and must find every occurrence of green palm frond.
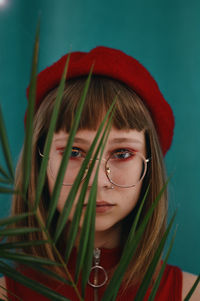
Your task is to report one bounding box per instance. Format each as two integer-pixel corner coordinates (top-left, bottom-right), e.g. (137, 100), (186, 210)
(0, 241), (49, 250)
(134, 212), (176, 301)
(34, 52), (71, 210)
(0, 252), (60, 266)
(0, 104), (15, 198)
(0, 213), (34, 227)
(0, 107), (14, 182)
(101, 183), (168, 301)
(76, 116), (113, 294)
(0, 165), (10, 181)
(0, 228), (41, 237)
(148, 227), (177, 301)
(46, 65), (94, 228)
(0, 187), (16, 194)
(0, 261), (70, 301)
(22, 21), (40, 198)
(59, 101), (115, 255)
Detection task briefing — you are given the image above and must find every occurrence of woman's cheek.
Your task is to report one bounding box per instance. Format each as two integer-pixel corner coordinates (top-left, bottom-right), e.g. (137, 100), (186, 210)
(47, 172), (71, 213)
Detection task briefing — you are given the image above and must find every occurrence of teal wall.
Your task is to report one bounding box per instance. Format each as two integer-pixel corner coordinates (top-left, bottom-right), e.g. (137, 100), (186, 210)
(0, 0), (200, 275)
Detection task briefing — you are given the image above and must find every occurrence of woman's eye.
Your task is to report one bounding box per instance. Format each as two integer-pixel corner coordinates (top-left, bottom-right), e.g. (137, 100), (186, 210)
(70, 147), (85, 159)
(56, 147), (84, 158)
(112, 149), (134, 160)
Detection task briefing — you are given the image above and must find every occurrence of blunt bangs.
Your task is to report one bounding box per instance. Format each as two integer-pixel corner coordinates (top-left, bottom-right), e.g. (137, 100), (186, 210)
(39, 76), (152, 135)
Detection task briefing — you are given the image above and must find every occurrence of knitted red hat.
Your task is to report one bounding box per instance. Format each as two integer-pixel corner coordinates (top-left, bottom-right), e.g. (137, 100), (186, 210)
(27, 46), (174, 155)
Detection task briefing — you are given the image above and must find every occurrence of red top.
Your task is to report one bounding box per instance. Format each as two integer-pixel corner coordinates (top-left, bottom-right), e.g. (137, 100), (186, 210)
(5, 248), (182, 300)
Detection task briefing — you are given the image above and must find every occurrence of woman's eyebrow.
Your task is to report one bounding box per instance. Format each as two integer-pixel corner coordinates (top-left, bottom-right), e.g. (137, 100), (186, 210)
(54, 137), (91, 144)
(73, 137), (91, 144)
(54, 137), (143, 145)
(108, 138), (143, 145)
(72, 137), (143, 145)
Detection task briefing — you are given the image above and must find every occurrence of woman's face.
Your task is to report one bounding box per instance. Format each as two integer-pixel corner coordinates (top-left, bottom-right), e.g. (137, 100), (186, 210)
(47, 127), (146, 235)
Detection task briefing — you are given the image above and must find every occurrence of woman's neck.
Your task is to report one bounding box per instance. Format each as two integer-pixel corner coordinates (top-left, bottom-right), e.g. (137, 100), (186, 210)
(72, 222), (122, 249)
(94, 223), (122, 249)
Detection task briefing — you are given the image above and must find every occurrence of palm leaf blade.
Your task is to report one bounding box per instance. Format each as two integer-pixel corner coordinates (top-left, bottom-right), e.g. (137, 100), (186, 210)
(80, 224), (95, 297)
(102, 182), (169, 301)
(0, 106), (14, 180)
(0, 165), (11, 181)
(22, 21), (39, 196)
(0, 187), (17, 194)
(101, 187), (149, 301)
(0, 228), (40, 237)
(0, 213), (34, 227)
(0, 251), (60, 266)
(0, 240), (48, 250)
(0, 177), (13, 185)
(148, 228), (177, 301)
(64, 124), (112, 261)
(79, 120), (113, 295)
(0, 261), (71, 301)
(46, 67), (93, 228)
(34, 53), (71, 210)
(134, 211), (176, 301)
(75, 177), (96, 283)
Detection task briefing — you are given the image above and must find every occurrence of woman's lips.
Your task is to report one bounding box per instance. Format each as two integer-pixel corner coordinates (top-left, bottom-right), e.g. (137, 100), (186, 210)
(83, 201), (115, 213)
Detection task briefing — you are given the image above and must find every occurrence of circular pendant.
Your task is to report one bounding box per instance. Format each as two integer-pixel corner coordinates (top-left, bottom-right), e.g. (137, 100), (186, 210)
(88, 265), (108, 288)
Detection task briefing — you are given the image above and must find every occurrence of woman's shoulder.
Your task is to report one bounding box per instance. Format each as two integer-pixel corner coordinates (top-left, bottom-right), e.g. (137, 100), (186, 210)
(182, 271), (200, 301)
(0, 276), (6, 299)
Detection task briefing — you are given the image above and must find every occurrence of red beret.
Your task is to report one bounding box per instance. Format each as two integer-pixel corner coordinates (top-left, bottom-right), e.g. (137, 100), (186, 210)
(27, 46), (174, 155)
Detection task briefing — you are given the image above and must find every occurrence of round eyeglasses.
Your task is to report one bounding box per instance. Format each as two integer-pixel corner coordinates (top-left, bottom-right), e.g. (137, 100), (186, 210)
(39, 147), (150, 188)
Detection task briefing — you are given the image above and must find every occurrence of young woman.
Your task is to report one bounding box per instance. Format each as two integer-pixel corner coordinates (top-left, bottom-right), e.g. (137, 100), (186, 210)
(0, 46), (199, 300)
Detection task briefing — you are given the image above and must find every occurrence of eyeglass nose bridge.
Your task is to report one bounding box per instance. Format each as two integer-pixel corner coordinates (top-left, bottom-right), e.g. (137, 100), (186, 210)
(85, 157), (120, 188)
(85, 157), (110, 179)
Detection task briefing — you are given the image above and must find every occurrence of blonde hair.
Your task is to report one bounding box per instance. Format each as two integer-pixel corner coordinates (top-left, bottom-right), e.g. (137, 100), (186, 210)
(10, 76), (167, 288)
